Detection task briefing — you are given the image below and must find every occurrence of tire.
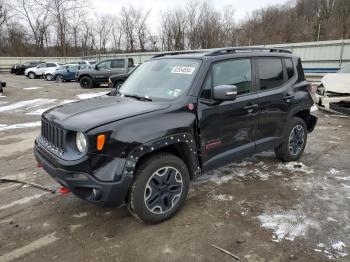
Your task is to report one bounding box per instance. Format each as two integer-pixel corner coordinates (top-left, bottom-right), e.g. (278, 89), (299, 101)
(275, 117), (307, 162)
(127, 153), (190, 224)
(114, 81), (124, 89)
(80, 76), (93, 89)
(28, 72), (36, 79)
(56, 75), (64, 83)
(46, 74), (53, 81)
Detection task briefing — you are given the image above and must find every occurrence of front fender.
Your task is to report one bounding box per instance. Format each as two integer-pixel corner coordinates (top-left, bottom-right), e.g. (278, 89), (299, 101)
(122, 133), (201, 179)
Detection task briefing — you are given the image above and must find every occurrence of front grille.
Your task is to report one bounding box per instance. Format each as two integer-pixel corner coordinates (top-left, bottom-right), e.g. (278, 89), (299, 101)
(41, 119), (65, 155)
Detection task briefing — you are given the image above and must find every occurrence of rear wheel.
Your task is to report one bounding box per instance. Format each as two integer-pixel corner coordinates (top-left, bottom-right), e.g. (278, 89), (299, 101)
(127, 153), (190, 224)
(28, 72), (35, 79)
(80, 76), (93, 88)
(275, 117), (307, 162)
(56, 75), (64, 83)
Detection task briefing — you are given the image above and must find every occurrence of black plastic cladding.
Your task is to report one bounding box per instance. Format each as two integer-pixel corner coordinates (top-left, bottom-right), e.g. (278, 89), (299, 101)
(123, 133), (201, 177)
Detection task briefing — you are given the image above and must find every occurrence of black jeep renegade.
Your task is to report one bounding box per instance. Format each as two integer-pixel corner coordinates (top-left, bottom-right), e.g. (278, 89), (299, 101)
(34, 48), (317, 224)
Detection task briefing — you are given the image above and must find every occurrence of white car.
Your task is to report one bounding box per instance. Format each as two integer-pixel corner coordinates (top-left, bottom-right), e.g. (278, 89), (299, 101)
(314, 64), (350, 115)
(24, 62), (62, 79)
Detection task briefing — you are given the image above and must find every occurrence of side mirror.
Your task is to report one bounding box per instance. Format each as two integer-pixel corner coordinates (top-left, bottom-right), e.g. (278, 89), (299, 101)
(94, 65), (99, 70)
(213, 85), (237, 101)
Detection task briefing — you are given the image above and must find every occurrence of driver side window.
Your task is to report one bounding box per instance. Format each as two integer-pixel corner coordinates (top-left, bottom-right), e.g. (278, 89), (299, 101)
(200, 59), (252, 99)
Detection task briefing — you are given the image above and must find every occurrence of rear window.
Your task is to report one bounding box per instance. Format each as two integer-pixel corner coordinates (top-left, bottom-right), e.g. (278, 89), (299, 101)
(296, 59), (305, 82)
(111, 59), (125, 68)
(257, 58), (284, 90)
(285, 58), (295, 79)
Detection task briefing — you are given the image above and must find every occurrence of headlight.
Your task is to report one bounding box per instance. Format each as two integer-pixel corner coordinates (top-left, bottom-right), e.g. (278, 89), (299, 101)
(76, 132), (87, 153)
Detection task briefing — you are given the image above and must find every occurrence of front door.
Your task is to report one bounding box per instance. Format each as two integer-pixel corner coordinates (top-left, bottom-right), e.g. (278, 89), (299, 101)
(197, 58), (259, 172)
(95, 60), (112, 82)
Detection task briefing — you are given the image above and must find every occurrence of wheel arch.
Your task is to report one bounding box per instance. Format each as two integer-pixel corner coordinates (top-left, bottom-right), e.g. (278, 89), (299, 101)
(78, 74), (94, 82)
(288, 104), (317, 133)
(124, 133), (201, 180)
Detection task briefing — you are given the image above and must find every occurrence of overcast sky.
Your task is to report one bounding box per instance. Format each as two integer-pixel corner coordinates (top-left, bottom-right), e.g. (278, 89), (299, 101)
(90, 0), (289, 32)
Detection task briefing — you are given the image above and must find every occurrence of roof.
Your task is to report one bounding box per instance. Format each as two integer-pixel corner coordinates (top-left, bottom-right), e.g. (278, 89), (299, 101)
(152, 47), (295, 60)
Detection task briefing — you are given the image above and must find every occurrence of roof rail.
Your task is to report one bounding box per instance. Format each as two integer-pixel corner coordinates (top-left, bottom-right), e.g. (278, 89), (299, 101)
(205, 47), (292, 56)
(152, 51), (205, 58)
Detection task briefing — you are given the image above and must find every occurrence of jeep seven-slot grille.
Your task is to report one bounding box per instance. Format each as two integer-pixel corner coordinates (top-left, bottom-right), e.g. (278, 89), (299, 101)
(41, 119), (64, 154)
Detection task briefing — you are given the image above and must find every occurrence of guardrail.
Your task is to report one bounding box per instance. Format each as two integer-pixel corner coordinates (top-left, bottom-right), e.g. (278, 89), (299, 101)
(1, 39), (349, 73)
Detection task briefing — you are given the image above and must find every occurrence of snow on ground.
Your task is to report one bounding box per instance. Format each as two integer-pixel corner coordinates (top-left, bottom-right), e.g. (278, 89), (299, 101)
(23, 87), (43, 90)
(211, 194), (234, 201)
(0, 122), (41, 131)
(257, 210), (319, 242)
(76, 92), (109, 100)
(0, 99), (57, 113)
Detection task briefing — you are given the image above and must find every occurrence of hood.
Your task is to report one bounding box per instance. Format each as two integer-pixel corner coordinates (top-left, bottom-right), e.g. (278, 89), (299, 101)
(321, 73), (350, 94)
(25, 67), (36, 73)
(43, 95), (171, 132)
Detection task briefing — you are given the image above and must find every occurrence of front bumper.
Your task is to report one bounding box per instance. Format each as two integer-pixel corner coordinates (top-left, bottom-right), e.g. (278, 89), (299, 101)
(34, 142), (133, 207)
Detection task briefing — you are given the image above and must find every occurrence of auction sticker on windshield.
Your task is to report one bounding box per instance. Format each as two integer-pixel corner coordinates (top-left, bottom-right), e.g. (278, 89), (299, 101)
(171, 66), (196, 75)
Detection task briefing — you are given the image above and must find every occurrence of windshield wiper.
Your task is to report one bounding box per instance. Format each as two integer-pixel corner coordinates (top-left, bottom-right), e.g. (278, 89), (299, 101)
(123, 94), (152, 101)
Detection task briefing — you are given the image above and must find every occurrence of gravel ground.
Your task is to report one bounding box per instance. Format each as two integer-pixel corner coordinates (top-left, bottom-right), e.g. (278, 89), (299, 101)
(0, 73), (349, 262)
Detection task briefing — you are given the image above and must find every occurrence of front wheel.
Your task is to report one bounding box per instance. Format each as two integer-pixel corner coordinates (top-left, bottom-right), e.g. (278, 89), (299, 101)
(275, 117), (307, 162)
(80, 76), (94, 89)
(127, 153), (190, 224)
(28, 72), (35, 79)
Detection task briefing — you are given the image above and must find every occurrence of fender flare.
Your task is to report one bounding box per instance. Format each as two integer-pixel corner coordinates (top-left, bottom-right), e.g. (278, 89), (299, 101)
(122, 133), (201, 179)
(287, 102), (312, 120)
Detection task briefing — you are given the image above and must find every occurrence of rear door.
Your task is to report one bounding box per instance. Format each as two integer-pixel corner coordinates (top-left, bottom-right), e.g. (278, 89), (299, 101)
(197, 58), (260, 172)
(110, 59), (127, 75)
(255, 57), (295, 152)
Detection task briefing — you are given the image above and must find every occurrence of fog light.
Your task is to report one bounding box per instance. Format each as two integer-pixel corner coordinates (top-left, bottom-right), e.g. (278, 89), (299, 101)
(92, 188), (102, 200)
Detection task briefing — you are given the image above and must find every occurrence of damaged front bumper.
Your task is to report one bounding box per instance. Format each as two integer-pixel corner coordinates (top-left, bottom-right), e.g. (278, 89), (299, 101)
(34, 139), (133, 207)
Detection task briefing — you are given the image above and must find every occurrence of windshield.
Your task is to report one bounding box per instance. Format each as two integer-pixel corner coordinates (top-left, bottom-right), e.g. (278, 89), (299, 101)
(119, 59), (201, 101)
(338, 64), (350, 73)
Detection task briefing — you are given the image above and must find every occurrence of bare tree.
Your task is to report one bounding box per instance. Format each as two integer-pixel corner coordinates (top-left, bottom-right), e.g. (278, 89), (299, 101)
(39, 0), (87, 56)
(0, 0), (7, 29)
(11, 0), (50, 51)
(95, 15), (113, 53)
(111, 17), (124, 52)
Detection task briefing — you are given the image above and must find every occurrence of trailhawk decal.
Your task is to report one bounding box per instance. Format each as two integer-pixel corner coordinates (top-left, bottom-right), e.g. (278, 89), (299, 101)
(171, 66), (196, 75)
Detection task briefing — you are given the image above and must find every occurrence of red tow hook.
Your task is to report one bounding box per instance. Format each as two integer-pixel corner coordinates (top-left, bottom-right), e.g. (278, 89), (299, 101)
(59, 187), (71, 195)
(36, 162), (43, 168)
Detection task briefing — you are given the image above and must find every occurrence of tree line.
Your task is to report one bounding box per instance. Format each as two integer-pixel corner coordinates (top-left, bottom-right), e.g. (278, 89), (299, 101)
(0, 0), (349, 57)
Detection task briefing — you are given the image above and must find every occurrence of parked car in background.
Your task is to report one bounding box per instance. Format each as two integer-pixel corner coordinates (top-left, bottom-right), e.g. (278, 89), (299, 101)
(52, 64), (89, 82)
(35, 48), (317, 223)
(313, 64), (350, 115)
(11, 61), (44, 75)
(108, 65), (138, 88)
(25, 62), (62, 79)
(76, 58), (136, 88)
(69, 60), (96, 66)
(0, 80), (5, 94)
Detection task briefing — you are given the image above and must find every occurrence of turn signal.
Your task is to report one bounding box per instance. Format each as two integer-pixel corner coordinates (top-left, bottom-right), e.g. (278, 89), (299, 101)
(97, 134), (106, 151)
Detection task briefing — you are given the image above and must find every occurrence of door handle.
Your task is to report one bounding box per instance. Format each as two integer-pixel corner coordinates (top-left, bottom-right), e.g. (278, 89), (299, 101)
(283, 94), (295, 100)
(244, 104), (259, 110)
